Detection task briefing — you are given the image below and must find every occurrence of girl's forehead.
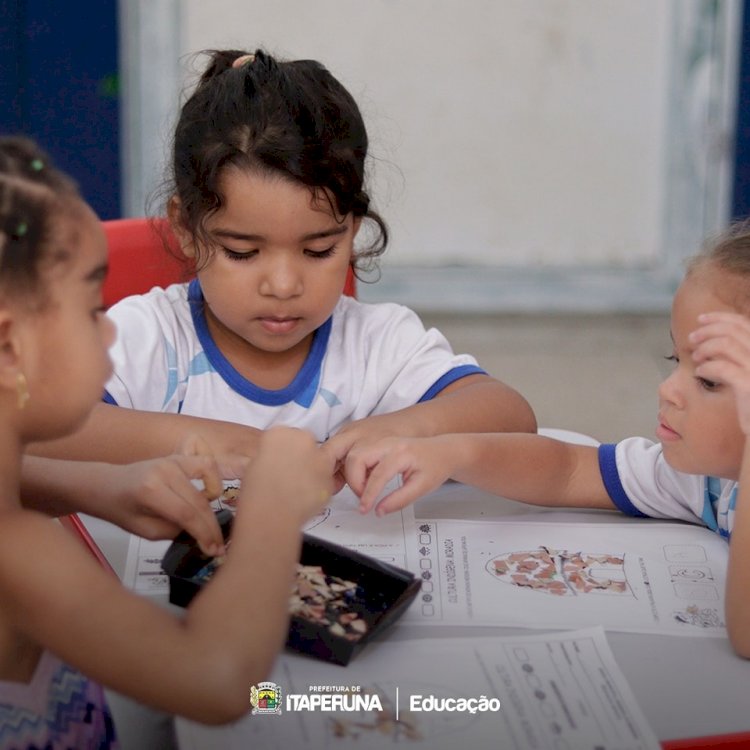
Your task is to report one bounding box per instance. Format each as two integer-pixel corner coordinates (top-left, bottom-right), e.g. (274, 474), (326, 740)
(49, 202), (107, 270)
(672, 268), (745, 328)
(214, 168), (344, 225)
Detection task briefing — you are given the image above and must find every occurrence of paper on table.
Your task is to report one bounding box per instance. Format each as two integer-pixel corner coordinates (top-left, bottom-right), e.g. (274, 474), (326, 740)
(301, 484), (415, 568)
(176, 626), (661, 750)
(405, 517), (728, 636)
(122, 485), (416, 596)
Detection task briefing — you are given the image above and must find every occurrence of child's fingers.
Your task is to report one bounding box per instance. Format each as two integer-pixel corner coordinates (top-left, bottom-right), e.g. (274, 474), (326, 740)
(373, 482), (426, 516)
(244, 428), (334, 514)
(321, 431), (356, 465)
(174, 434), (225, 499)
(331, 466), (347, 496)
(176, 432), (212, 457)
(694, 358), (737, 381)
(696, 357), (750, 435)
(165, 487), (225, 557)
(178, 453), (224, 500)
(145, 465), (225, 556)
(215, 453), (250, 480)
(691, 314), (750, 362)
(358, 455), (408, 513)
(693, 334), (750, 374)
(343, 454), (371, 498)
(697, 311), (750, 329)
(692, 335), (741, 365)
(691, 315), (750, 350)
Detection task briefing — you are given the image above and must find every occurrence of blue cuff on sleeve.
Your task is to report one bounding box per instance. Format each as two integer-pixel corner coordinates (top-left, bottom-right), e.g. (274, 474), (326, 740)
(598, 443), (648, 518)
(418, 365), (486, 403)
(102, 390), (118, 406)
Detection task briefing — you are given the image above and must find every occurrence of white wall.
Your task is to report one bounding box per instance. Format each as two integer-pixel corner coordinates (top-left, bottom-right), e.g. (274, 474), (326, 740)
(121, 0), (741, 312)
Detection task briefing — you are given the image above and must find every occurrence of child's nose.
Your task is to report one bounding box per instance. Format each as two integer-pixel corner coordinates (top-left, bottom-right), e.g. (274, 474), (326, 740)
(658, 369), (684, 408)
(260, 259), (303, 299)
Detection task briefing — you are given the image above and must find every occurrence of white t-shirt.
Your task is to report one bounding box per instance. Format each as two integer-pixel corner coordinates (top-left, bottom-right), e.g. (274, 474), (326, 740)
(598, 437), (737, 539)
(104, 280), (485, 441)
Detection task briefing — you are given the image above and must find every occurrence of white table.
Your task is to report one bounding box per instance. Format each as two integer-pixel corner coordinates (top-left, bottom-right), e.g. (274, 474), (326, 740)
(82, 477), (750, 749)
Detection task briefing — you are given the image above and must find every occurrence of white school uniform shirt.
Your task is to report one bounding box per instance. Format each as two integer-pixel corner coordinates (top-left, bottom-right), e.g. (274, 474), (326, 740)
(103, 280), (485, 441)
(598, 437), (737, 539)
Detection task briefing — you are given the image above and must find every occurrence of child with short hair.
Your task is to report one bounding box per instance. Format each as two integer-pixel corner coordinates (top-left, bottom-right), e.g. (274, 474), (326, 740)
(32, 48), (535, 470)
(343, 222), (750, 658)
(0, 136), (333, 745)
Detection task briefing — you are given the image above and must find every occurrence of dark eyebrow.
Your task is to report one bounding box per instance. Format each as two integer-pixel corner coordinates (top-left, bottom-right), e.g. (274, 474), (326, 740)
(212, 225), (348, 243)
(84, 263), (109, 283)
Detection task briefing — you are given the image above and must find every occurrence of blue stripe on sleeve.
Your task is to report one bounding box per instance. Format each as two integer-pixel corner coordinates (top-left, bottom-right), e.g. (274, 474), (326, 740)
(598, 443), (648, 518)
(418, 365), (486, 403)
(102, 390), (118, 405)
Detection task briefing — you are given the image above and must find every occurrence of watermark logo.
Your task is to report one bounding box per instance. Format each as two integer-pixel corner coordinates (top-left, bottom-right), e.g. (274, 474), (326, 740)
(248, 682), (501, 719)
(250, 681), (282, 715)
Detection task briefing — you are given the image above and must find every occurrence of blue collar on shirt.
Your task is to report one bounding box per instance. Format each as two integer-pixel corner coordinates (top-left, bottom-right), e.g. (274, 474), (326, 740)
(187, 278), (332, 406)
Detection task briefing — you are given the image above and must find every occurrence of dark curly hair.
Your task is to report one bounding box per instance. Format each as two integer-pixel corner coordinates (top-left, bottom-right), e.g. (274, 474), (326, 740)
(0, 136), (81, 301)
(166, 49), (388, 277)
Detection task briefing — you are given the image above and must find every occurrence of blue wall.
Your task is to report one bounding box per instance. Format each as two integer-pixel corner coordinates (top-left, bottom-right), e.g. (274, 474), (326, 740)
(733, 0), (750, 219)
(0, 0), (120, 219)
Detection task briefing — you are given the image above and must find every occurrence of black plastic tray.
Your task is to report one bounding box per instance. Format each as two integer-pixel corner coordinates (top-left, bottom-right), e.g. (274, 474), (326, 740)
(161, 510), (421, 665)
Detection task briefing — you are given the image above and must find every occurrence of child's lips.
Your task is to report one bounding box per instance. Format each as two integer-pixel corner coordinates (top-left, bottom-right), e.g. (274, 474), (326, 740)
(258, 316), (301, 334)
(656, 416), (680, 441)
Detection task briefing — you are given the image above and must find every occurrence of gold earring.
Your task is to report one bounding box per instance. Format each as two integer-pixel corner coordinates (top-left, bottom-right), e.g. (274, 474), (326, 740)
(16, 372), (30, 410)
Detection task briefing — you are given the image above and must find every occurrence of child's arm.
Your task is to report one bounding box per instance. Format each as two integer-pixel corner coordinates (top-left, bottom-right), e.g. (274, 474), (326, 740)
(728, 445), (750, 657)
(0, 427), (333, 724)
(326, 373), (536, 488)
(691, 311), (750, 657)
(20, 453), (247, 556)
(27, 402), (263, 463)
(348, 432), (613, 516)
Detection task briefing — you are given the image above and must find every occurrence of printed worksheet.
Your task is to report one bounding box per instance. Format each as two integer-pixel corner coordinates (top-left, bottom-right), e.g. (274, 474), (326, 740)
(123, 485), (415, 596)
(176, 627), (661, 750)
(405, 518), (729, 636)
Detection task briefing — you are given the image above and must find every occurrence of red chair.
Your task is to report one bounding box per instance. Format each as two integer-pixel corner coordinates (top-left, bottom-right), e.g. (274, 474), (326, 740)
(102, 217), (356, 307)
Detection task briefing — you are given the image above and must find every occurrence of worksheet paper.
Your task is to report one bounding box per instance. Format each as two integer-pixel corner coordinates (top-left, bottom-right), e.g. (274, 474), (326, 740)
(176, 627), (661, 750)
(405, 518), (728, 637)
(122, 486), (415, 595)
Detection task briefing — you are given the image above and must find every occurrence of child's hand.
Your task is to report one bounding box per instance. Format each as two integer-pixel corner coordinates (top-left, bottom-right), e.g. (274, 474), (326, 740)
(98, 454), (245, 556)
(177, 433), (251, 491)
(345, 436), (455, 516)
(323, 414), (407, 493)
(240, 428), (334, 525)
(690, 311), (750, 434)
(177, 428), (261, 466)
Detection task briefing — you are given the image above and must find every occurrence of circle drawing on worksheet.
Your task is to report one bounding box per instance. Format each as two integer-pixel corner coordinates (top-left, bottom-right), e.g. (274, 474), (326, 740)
(486, 546), (631, 596)
(304, 507), (331, 532)
(324, 681), (475, 746)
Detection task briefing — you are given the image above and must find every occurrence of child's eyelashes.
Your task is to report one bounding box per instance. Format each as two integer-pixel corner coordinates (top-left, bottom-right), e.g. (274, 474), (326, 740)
(220, 245), (338, 261)
(304, 245), (336, 259)
(664, 353), (719, 390)
(697, 376), (719, 392)
(222, 247), (257, 262)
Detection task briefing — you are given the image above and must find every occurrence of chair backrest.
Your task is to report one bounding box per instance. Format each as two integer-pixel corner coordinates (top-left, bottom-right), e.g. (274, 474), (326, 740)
(102, 218), (186, 307)
(102, 217), (356, 307)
